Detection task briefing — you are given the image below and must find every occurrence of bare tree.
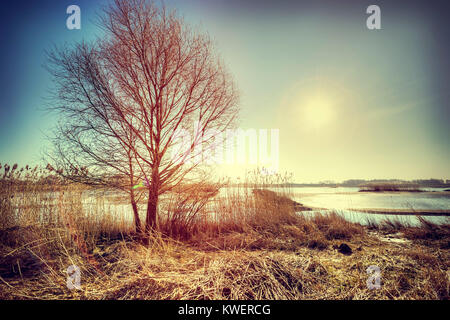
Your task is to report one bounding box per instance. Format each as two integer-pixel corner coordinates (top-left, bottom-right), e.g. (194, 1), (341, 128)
(46, 0), (239, 236)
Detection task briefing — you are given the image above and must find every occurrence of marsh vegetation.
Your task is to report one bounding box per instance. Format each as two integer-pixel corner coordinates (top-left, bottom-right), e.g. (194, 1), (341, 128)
(0, 163), (449, 300)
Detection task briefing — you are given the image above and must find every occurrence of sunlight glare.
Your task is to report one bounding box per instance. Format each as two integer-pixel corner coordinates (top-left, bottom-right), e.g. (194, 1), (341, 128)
(301, 96), (335, 130)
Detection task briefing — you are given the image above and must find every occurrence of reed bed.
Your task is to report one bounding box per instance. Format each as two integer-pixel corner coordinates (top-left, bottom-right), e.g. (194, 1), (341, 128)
(0, 164), (448, 300)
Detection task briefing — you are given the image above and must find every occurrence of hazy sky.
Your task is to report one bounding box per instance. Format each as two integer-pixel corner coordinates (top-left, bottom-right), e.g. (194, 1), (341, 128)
(0, 0), (448, 182)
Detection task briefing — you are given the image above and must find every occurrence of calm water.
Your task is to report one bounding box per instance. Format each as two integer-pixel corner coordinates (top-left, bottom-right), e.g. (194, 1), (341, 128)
(11, 187), (450, 227)
(291, 187), (450, 211)
(289, 187), (450, 226)
(215, 186), (450, 225)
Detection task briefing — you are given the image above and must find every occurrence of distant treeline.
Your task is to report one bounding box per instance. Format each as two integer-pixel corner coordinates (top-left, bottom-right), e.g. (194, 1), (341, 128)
(228, 179), (450, 188)
(340, 179), (450, 188)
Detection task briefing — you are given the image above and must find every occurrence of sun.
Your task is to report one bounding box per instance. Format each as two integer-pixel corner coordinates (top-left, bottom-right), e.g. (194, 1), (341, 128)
(301, 96), (335, 130)
(280, 77), (347, 132)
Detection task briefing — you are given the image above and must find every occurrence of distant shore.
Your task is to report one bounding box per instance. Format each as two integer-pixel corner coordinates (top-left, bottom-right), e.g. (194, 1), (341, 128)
(300, 207), (450, 216)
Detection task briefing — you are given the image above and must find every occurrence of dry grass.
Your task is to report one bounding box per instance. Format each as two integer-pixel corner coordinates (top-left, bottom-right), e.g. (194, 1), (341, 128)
(1, 229), (448, 300)
(0, 164), (449, 300)
(367, 214), (450, 250)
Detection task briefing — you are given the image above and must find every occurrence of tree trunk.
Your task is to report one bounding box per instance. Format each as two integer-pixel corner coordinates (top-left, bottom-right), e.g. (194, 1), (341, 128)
(145, 168), (160, 235)
(130, 191), (142, 234)
(145, 190), (158, 234)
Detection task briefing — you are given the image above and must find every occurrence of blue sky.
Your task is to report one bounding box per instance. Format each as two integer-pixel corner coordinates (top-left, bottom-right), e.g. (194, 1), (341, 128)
(0, 0), (100, 163)
(0, 0), (448, 182)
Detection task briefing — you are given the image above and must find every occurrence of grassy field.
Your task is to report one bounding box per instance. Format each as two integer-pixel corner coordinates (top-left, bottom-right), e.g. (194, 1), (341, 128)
(0, 165), (449, 300)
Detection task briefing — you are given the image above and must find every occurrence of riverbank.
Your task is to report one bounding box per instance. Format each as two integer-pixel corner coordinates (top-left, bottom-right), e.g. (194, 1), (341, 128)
(1, 183), (449, 300)
(0, 212), (448, 300)
(292, 189), (450, 222)
(301, 208), (450, 216)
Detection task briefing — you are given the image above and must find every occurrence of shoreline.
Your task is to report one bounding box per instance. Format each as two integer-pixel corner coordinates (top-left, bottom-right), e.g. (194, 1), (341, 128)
(299, 207), (450, 217)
